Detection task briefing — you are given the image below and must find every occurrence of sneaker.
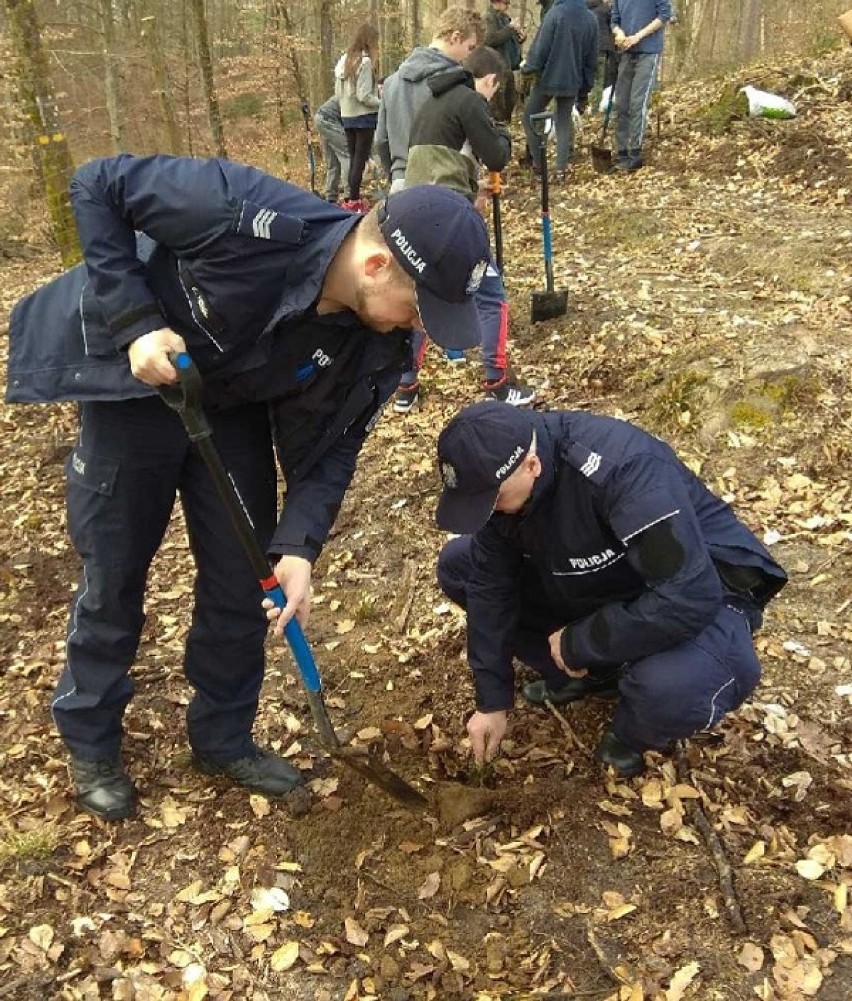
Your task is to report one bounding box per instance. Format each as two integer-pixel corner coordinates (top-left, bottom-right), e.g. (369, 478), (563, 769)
(595, 729), (645, 778)
(70, 755), (136, 821)
(444, 349), (466, 364)
(193, 746), (304, 796)
(393, 383), (419, 414)
(339, 198), (370, 213)
(522, 673), (619, 706)
(554, 170), (567, 183)
(484, 377), (535, 407)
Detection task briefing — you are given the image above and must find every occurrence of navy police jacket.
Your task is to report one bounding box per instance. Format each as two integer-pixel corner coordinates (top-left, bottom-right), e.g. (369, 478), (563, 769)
(465, 411), (787, 711)
(5, 155), (411, 562)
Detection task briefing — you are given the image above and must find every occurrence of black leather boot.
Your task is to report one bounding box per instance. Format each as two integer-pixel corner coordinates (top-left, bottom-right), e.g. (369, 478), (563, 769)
(522, 673), (619, 707)
(71, 756), (136, 821)
(595, 729), (645, 778)
(193, 746), (304, 796)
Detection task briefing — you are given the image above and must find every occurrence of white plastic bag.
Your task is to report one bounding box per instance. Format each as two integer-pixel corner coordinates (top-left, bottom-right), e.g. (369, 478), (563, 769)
(740, 85), (796, 120)
(599, 85), (614, 114)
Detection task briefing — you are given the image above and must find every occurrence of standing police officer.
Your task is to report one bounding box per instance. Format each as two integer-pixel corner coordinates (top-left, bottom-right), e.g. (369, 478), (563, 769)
(434, 401), (787, 777)
(7, 154), (490, 820)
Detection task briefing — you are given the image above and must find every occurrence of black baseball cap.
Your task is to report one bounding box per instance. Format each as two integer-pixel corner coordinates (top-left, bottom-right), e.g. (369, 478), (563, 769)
(436, 401), (536, 533)
(378, 186), (490, 350)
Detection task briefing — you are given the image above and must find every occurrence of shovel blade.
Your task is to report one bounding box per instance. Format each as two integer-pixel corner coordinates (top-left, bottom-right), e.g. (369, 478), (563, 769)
(591, 145), (613, 173)
(531, 290), (568, 322)
(331, 746), (428, 810)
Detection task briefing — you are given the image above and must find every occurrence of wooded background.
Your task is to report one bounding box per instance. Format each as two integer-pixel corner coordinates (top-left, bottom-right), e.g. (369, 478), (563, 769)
(1, 0), (849, 262)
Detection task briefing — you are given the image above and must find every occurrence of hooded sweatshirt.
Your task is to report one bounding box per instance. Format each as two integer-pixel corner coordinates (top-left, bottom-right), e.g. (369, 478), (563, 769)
(406, 68), (511, 200)
(334, 52), (380, 126)
(375, 46), (460, 183)
(523, 0), (599, 98)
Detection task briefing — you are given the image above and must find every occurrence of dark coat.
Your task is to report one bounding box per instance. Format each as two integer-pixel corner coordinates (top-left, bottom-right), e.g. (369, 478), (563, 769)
(460, 411), (787, 710)
(406, 68), (511, 198)
(6, 154), (410, 561)
(484, 5), (523, 70)
(523, 0), (599, 98)
(587, 0), (616, 52)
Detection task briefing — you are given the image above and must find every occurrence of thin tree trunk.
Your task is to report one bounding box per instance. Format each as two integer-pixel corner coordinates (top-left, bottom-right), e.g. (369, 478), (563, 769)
(100, 0), (125, 152)
(4, 0), (81, 266)
(317, 0), (333, 102)
(141, 1), (182, 154)
(189, 0), (227, 157)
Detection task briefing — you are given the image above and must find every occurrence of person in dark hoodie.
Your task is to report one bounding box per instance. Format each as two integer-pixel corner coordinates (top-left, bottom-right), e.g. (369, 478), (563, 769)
(433, 401), (787, 778)
(398, 47), (534, 411)
(483, 0), (525, 123)
(520, 0), (598, 181)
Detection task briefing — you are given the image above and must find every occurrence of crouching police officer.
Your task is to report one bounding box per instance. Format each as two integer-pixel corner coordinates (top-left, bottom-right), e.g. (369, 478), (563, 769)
(434, 401), (787, 777)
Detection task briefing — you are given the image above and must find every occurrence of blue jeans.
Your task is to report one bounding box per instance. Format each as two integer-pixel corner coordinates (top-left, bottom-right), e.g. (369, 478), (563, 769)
(400, 260), (509, 385)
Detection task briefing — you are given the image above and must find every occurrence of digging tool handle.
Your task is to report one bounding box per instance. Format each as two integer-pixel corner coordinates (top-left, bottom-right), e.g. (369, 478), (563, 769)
(601, 80), (615, 144)
(539, 130), (555, 293)
(489, 172), (504, 273)
(160, 352), (324, 698)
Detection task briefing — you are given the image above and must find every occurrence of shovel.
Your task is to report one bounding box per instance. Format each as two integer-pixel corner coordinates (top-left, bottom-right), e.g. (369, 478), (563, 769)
(489, 171), (504, 274)
(591, 84), (616, 174)
(529, 111), (568, 322)
(160, 353), (428, 810)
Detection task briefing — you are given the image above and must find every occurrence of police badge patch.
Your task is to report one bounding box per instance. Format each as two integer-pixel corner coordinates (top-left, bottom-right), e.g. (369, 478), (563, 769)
(465, 259), (488, 294)
(441, 462), (458, 488)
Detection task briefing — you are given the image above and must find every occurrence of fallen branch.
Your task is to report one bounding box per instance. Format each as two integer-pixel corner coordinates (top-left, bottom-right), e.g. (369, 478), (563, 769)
(544, 700), (592, 756)
(674, 743), (748, 935)
(393, 560), (417, 633)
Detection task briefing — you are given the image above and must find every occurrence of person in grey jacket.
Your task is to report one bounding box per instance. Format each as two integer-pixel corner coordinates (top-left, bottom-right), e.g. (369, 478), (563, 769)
(376, 5), (483, 193)
(520, 0), (598, 180)
(610, 0), (672, 170)
(314, 96), (351, 203)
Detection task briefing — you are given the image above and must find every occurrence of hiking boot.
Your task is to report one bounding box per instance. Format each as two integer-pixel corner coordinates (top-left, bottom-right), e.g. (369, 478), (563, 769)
(70, 755), (136, 821)
(613, 152), (644, 172)
(393, 383), (420, 414)
(484, 376), (535, 407)
(444, 349), (467, 364)
(522, 673), (619, 707)
(595, 729), (645, 778)
(193, 747), (304, 796)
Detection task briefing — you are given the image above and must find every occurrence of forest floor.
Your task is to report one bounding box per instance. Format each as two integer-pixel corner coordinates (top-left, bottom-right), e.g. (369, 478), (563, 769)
(1, 47), (851, 1001)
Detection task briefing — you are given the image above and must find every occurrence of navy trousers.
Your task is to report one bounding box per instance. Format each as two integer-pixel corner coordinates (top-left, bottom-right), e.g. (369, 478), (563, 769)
(53, 396), (277, 762)
(437, 536), (762, 751)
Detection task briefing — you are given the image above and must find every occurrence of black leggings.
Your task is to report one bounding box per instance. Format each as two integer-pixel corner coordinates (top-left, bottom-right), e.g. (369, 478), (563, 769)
(344, 126), (374, 200)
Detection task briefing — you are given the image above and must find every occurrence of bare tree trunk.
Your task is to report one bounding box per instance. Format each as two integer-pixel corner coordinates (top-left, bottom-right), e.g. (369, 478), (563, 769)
(4, 0), (81, 266)
(100, 0), (125, 152)
(382, 0), (405, 75)
(317, 0), (333, 102)
(271, 0), (310, 111)
(140, 1), (182, 154)
(408, 0), (421, 48)
(189, 0), (227, 157)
